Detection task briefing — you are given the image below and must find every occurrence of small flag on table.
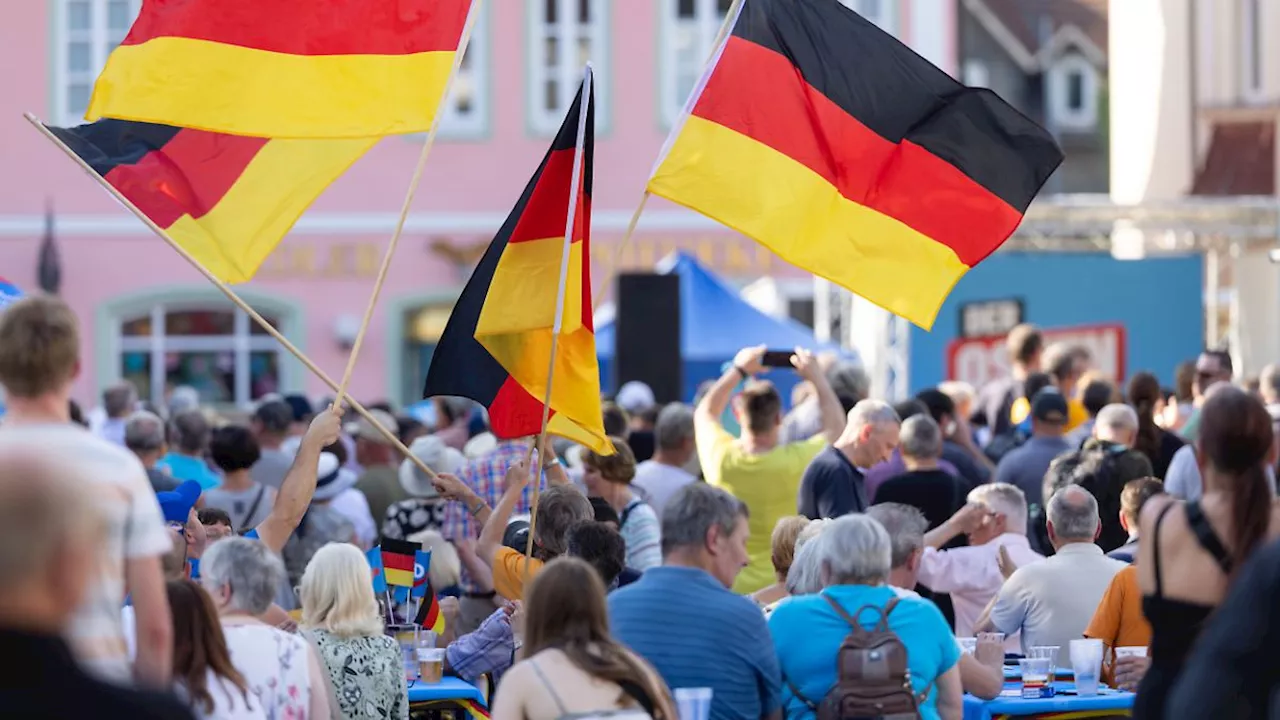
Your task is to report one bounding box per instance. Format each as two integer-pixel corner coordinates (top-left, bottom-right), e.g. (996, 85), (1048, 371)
(413, 550), (446, 634)
(381, 539), (419, 588)
(365, 545), (387, 594)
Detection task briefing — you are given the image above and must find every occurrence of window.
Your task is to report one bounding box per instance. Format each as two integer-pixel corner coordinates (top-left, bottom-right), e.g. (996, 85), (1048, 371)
(1241, 0), (1264, 102)
(528, 0), (608, 134)
(438, 6), (491, 139)
(1049, 55), (1098, 131)
(658, 0), (734, 127)
(118, 304), (285, 407)
(55, 0), (140, 126)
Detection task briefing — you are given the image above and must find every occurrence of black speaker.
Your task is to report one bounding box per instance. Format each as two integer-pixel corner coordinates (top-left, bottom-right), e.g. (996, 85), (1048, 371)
(615, 273), (682, 404)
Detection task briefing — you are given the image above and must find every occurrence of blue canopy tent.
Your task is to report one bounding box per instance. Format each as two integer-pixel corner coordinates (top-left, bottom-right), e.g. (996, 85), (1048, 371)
(596, 252), (851, 405)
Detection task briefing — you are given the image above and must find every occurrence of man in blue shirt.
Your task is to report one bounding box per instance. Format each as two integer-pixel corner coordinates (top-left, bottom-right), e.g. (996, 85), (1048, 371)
(609, 483), (781, 720)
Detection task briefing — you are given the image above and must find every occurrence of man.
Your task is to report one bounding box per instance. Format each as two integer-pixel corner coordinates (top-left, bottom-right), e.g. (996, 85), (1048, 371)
(915, 388), (990, 490)
(1163, 380), (1277, 501)
(862, 399), (961, 498)
(696, 345), (844, 594)
(873, 415), (967, 529)
(0, 296), (172, 687)
(98, 381), (137, 447)
(610, 483), (781, 720)
(1108, 478), (1165, 563)
(993, 388), (1073, 524)
(975, 323), (1043, 437)
(347, 409), (407, 532)
(0, 446), (194, 719)
(633, 403), (697, 522)
(780, 360), (869, 444)
(1043, 404), (1153, 552)
(798, 399), (900, 521)
(1181, 349), (1233, 443)
(915, 483), (1043, 650)
(440, 438), (549, 634)
(979, 486), (1126, 665)
(158, 409), (219, 491)
(1007, 345), (1091, 434)
(249, 399), (295, 489)
(124, 411), (178, 493)
(1065, 377), (1118, 447)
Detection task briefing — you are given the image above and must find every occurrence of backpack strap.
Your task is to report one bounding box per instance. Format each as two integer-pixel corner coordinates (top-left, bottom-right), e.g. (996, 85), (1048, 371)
(821, 594), (935, 706)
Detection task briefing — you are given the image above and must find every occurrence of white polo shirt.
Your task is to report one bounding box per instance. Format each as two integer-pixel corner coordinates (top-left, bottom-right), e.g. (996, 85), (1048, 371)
(988, 542), (1126, 665)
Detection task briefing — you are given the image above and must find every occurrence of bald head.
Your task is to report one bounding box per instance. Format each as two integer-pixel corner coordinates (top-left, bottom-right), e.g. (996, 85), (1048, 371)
(1094, 403), (1139, 446)
(1046, 485), (1099, 545)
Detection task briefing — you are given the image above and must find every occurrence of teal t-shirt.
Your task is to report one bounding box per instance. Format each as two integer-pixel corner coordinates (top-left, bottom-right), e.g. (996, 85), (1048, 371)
(767, 585), (960, 720)
(157, 453), (221, 491)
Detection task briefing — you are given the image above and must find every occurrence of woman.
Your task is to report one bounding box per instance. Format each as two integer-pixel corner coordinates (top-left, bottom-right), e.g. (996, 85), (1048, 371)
(751, 516), (809, 608)
(492, 558), (675, 720)
(201, 537), (331, 719)
(1135, 385), (1280, 717)
(769, 515), (963, 720)
(782, 519), (833, 600)
(168, 579), (265, 719)
(300, 544), (408, 720)
(1127, 372), (1185, 479)
(203, 426), (275, 533)
(582, 440), (662, 571)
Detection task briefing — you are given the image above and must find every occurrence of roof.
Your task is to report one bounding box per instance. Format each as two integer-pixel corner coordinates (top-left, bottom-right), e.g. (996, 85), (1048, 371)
(1191, 122), (1276, 197)
(966, 0), (1107, 71)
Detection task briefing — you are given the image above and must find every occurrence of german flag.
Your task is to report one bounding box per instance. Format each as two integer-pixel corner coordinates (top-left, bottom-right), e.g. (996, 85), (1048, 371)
(39, 119), (371, 283)
(86, 0), (474, 138)
(648, 0), (1063, 330)
(381, 539), (419, 588)
(423, 70), (613, 455)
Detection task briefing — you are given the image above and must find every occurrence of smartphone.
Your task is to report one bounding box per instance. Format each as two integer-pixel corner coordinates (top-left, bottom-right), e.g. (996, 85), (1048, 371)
(761, 350), (795, 368)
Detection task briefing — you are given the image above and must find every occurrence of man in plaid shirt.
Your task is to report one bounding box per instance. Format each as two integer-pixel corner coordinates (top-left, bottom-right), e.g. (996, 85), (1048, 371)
(442, 438), (546, 633)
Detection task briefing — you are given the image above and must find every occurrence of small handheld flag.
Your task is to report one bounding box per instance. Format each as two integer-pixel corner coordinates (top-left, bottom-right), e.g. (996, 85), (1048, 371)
(366, 546), (387, 595)
(381, 539), (420, 588)
(413, 550), (446, 634)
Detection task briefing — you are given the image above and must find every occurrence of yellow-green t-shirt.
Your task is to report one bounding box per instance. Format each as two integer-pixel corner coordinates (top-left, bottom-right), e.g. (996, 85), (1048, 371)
(695, 420), (826, 595)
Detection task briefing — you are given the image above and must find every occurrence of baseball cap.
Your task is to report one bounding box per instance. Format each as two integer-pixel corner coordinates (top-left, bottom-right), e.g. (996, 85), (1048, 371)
(343, 409), (399, 444)
(616, 381), (656, 414)
(157, 479), (202, 524)
(1030, 388), (1069, 424)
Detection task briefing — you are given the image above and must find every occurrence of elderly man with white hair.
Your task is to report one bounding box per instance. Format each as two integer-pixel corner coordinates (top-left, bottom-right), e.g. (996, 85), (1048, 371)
(1041, 403), (1153, 552)
(977, 486), (1126, 665)
(797, 399), (900, 519)
(768, 514), (964, 720)
(202, 537), (330, 719)
(913, 483), (1043, 651)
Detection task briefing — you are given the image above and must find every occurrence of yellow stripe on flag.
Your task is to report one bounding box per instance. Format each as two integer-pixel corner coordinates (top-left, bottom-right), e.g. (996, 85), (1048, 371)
(167, 137), (375, 283)
(648, 116), (970, 330)
(384, 568), (414, 587)
(87, 38), (456, 138)
(476, 238), (584, 336)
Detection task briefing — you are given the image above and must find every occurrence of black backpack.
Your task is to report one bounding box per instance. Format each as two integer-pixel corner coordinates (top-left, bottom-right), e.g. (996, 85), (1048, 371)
(785, 596), (928, 720)
(1033, 444), (1128, 554)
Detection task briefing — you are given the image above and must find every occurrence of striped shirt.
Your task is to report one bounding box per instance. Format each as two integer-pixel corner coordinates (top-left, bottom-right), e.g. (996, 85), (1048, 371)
(609, 566), (781, 720)
(618, 498), (662, 571)
(440, 440), (545, 592)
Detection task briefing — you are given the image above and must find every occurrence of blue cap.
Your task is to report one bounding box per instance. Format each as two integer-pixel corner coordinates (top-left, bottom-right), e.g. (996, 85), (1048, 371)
(157, 479), (202, 524)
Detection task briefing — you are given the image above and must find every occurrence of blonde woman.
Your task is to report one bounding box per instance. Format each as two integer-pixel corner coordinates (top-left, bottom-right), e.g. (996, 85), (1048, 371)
(300, 544), (408, 720)
(750, 516), (810, 608)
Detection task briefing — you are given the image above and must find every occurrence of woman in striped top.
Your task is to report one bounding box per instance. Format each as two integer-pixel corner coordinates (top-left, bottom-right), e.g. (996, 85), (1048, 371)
(583, 440), (663, 571)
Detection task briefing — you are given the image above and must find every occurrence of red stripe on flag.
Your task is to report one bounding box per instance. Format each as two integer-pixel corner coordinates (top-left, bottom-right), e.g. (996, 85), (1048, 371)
(382, 553), (415, 572)
(506, 149), (587, 246)
(487, 376), (555, 440)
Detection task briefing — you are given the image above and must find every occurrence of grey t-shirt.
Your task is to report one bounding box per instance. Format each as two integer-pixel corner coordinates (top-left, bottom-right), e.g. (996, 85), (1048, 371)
(993, 435), (1074, 509)
(203, 484), (274, 533)
(250, 448), (294, 489)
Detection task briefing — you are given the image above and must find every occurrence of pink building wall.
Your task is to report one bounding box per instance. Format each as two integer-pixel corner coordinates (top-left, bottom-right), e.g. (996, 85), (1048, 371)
(0, 0), (956, 408)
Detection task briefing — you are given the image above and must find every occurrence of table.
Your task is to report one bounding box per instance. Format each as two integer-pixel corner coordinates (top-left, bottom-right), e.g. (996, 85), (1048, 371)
(1003, 666), (1074, 680)
(963, 681), (1134, 720)
(407, 677), (488, 719)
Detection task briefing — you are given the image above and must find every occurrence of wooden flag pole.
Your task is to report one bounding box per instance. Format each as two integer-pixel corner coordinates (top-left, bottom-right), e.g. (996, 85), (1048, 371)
(24, 113), (439, 481)
(330, 0), (484, 409)
(592, 0), (745, 313)
(523, 65), (595, 574)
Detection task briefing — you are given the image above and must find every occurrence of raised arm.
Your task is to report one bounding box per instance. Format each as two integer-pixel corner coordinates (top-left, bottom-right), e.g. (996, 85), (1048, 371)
(475, 461), (530, 569)
(697, 346), (765, 427)
(254, 407), (343, 553)
(792, 348), (843, 444)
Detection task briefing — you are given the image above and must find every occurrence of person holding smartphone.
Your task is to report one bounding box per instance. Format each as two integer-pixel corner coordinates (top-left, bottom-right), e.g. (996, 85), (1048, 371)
(693, 345), (845, 595)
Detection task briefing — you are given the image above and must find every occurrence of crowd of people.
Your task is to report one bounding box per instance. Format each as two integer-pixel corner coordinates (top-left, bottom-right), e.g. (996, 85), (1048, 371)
(2, 293), (1278, 720)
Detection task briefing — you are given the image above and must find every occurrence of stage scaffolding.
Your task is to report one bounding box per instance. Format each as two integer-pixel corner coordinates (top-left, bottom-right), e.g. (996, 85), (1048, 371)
(817, 194), (1280, 400)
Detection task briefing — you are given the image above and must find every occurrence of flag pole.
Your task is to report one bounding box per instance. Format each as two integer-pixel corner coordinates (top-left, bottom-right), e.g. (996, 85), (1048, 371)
(592, 0), (745, 312)
(330, 0), (485, 409)
(523, 65), (594, 573)
(24, 113), (439, 480)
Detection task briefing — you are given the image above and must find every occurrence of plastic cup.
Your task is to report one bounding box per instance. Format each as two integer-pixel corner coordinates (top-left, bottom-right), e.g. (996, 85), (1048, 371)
(1070, 639), (1104, 696)
(417, 648), (445, 684)
(1028, 646), (1061, 683)
(1115, 646), (1147, 659)
(388, 624), (418, 681)
(957, 637), (978, 654)
(674, 688), (713, 720)
(1018, 657), (1051, 698)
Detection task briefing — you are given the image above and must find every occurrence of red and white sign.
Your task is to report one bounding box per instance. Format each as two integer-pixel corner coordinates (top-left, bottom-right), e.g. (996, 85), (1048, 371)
(946, 323), (1127, 389)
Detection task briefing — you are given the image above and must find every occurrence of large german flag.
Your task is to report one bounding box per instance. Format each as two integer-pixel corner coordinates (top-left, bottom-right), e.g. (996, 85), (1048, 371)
(42, 119), (371, 283)
(423, 72), (612, 455)
(86, 0), (474, 138)
(648, 0), (1063, 330)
